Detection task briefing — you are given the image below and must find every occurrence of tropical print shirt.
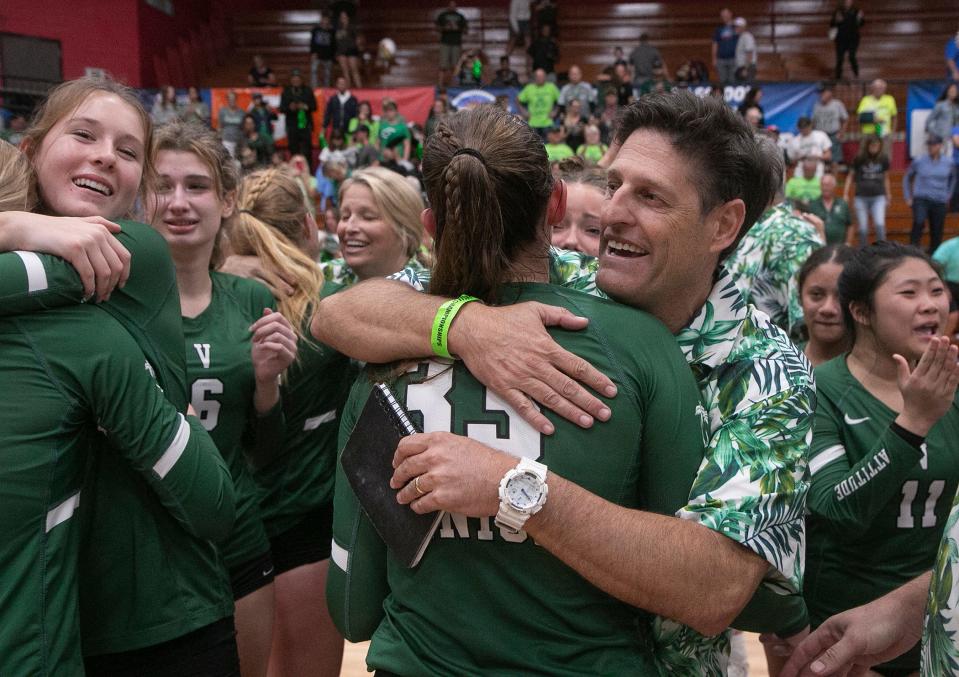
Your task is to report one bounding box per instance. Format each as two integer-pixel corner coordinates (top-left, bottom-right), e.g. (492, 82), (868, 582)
(724, 203), (824, 338)
(923, 488), (959, 676)
(322, 256), (429, 289)
(397, 248), (815, 675)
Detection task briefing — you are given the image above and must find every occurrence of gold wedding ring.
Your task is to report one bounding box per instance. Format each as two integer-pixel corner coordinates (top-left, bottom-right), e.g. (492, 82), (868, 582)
(414, 476), (425, 496)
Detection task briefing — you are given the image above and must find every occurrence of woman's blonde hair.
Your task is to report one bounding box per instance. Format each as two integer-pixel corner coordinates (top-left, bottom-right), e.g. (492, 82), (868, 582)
(234, 167), (324, 340)
(152, 120), (238, 268)
(338, 166), (424, 260)
(0, 140), (37, 212)
(22, 75), (156, 215)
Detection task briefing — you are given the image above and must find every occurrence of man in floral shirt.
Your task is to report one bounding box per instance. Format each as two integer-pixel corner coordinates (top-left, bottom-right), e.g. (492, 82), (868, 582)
(314, 92), (814, 674)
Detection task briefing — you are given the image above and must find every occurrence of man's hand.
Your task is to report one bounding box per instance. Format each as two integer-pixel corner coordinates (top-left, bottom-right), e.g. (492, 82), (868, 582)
(220, 254), (297, 298)
(449, 302), (618, 435)
(779, 574), (928, 677)
(0, 212), (130, 301)
(390, 432), (516, 516)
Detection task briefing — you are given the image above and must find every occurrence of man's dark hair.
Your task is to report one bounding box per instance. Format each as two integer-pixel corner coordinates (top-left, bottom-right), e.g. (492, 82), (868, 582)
(797, 116), (812, 129)
(612, 90), (779, 260)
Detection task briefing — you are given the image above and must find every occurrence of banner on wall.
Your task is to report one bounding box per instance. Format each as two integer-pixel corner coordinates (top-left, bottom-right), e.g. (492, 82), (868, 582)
(906, 80), (951, 158)
(207, 86), (434, 143)
(446, 87), (520, 114)
(689, 82), (820, 132)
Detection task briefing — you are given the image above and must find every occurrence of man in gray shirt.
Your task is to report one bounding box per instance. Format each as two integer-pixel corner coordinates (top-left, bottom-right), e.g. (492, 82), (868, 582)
(811, 85), (849, 167)
(733, 18), (757, 82)
(629, 34), (666, 87)
(558, 65), (597, 114)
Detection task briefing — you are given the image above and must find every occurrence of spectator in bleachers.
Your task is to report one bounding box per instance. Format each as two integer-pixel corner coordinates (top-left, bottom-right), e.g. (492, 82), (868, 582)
(281, 69), (318, 167)
(737, 86), (764, 124)
(310, 12), (336, 89)
(248, 54), (277, 86)
(560, 98), (587, 150)
(436, 1), (468, 88)
(532, 0), (558, 38)
(612, 63), (634, 106)
(320, 129), (350, 168)
(637, 62), (672, 97)
(350, 124), (379, 169)
(786, 154), (824, 205)
(576, 124), (607, 164)
(933, 235), (959, 307)
(507, 0), (530, 57)
(788, 117), (832, 175)
(744, 106), (763, 130)
(0, 113), (25, 146)
(611, 45), (628, 70)
(528, 23), (559, 78)
(808, 174), (853, 245)
(673, 59), (709, 85)
(948, 28), (959, 81)
(425, 98), (449, 138)
(597, 89), (618, 144)
(377, 98), (411, 162)
(830, 0), (863, 80)
(248, 92), (278, 140)
(518, 68), (560, 138)
(904, 134), (957, 254)
(151, 85), (179, 125)
(712, 7), (738, 86)
(492, 56), (521, 88)
(323, 76), (358, 139)
(812, 85), (849, 168)
(239, 113), (275, 169)
(558, 65), (596, 115)
(347, 100), (379, 144)
(455, 48), (486, 86)
(844, 135), (889, 244)
(179, 87), (210, 126)
(544, 123), (574, 163)
(926, 83), (959, 157)
(733, 18), (757, 83)
(857, 79), (897, 156)
(335, 10), (363, 89)
(377, 145), (411, 177)
(218, 93), (246, 158)
(628, 33), (665, 88)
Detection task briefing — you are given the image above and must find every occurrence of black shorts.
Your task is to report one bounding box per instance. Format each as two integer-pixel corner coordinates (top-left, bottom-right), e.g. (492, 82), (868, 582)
(229, 550), (275, 600)
(84, 617), (240, 677)
(269, 503), (334, 576)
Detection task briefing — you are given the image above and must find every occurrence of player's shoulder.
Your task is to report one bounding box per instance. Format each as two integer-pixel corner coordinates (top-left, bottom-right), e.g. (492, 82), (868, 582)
(211, 271), (275, 309)
(114, 220), (174, 264)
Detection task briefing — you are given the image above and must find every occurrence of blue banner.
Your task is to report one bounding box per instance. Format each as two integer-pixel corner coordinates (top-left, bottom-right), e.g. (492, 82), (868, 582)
(690, 82), (820, 132)
(907, 80), (951, 157)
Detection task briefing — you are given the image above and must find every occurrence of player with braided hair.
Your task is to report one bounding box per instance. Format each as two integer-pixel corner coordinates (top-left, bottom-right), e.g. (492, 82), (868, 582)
(220, 166), (355, 677)
(148, 120), (298, 677)
(327, 105), (709, 674)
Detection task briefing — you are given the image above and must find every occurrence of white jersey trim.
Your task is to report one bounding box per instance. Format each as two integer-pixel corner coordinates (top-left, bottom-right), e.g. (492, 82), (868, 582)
(331, 538), (349, 571)
(810, 444), (845, 476)
(153, 414), (189, 479)
(46, 492), (81, 533)
(303, 409), (337, 431)
(14, 251), (48, 292)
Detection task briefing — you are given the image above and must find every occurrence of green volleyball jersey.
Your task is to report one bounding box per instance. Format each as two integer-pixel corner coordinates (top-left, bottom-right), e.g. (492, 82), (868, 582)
(0, 304), (235, 676)
(804, 355), (959, 671)
(254, 311), (357, 537)
(0, 221), (235, 654)
(184, 272), (280, 570)
(329, 282), (707, 676)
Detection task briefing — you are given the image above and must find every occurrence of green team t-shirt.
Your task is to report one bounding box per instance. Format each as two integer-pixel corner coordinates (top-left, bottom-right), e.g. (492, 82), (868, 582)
(255, 309), (358, 537)
(329, 282), (706, 676)
(804, 355), (959, 672)
(0, 221), (235, 654)
(184, 271), (279, 571)
(577, 143), (608, 164)
(544, 142), (575, 162)
(0, 303), (235, 675)
(518, 82), (561, 129)
(377, 116), (410, 150)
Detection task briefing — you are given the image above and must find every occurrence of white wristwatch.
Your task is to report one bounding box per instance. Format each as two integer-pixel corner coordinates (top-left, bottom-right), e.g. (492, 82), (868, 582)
(495, 457), (548, 534)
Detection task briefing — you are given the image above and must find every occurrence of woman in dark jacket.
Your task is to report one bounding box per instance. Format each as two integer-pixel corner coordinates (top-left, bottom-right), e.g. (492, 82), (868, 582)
(831, 0), (864, 80)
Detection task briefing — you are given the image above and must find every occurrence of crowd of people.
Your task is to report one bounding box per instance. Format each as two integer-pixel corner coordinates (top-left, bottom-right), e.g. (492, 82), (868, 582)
(3, 2), (959, 677)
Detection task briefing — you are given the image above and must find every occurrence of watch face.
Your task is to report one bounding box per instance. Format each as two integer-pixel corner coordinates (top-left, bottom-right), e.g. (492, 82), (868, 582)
(506, 471), (545, 510)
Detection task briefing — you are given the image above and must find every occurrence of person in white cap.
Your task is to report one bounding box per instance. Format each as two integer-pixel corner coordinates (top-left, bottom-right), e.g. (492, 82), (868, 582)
(734, 17), (757, 83)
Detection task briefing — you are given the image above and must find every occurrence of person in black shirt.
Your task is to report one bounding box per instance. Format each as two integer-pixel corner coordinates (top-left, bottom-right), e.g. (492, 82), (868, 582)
(248, 54), (276, 87)
(528, 23), (559, 76)
(830, 0), (864, 80)
(310, 13), (336, 88)
(436, 1), (468, 88)
(280, 70), (318, 169)
(492, 56), (521, 88)
(323, 76), (358, 138)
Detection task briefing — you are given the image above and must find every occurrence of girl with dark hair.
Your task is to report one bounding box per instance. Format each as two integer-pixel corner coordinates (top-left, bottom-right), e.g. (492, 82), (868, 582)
(334, 11), (362, 88)
(149, 121), (299, 677)
(844, 134), (890, 244)
(737, 86), (764, 126)
(798, 244), (855, 366)
(326, 105), (707, 675)
(798, 241), (959, 676)
(347, 100), (379, 144)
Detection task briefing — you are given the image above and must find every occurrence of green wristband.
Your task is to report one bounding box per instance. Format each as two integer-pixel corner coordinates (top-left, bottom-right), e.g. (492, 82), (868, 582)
(431, 294), (479, 359)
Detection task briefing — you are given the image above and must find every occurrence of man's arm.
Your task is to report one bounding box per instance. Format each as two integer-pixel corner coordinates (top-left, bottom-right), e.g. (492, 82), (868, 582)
(391, 431), (769, 636)
(310, 278), (617, 433)
(779, 572), (929, 677)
